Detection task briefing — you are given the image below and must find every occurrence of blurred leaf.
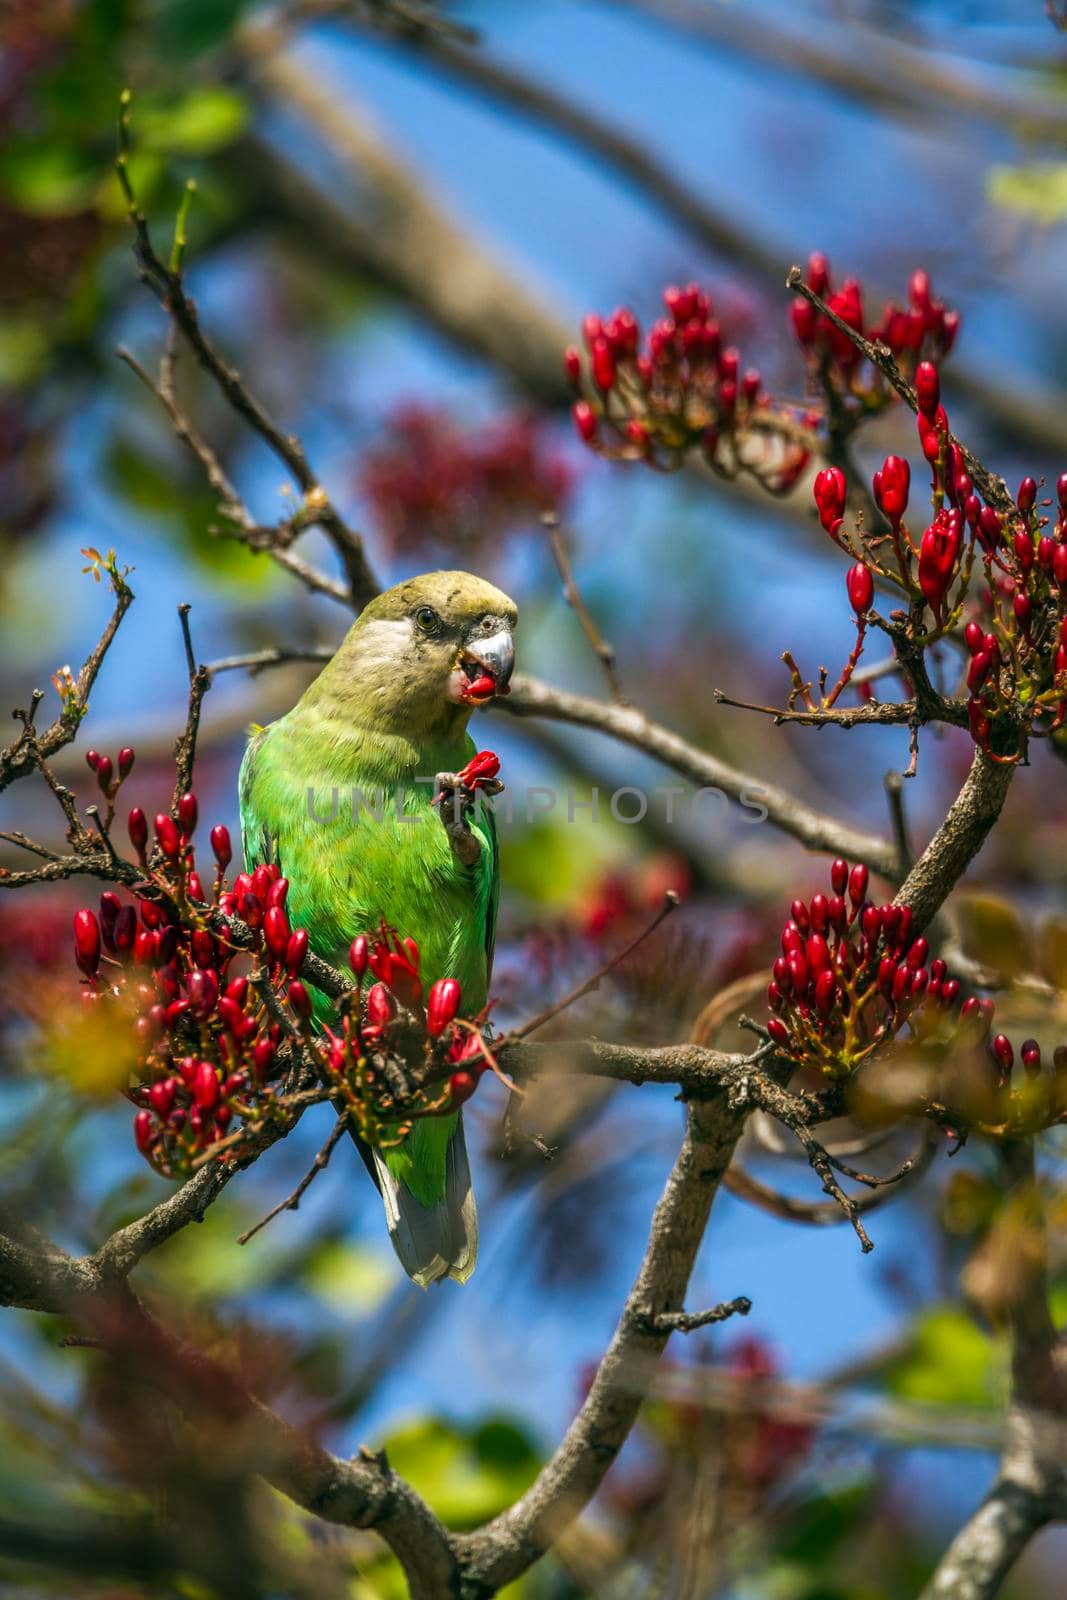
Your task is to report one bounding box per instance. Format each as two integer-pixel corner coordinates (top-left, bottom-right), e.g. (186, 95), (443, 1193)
(939, 1170), (999, 1237)
(1037, 917), (1067, 989)
(148, 0), (255, 59)
(150, 1200), (288, 1297)
(382, 1415), (541, 1528)
(0, 146), (99, 217)
(136, 88), (250, 156)
(105, 436), (278, 587)
(774, 1478), (875, 1569)
(882, 1306), (1000, 1408)
(504, 813), (620, 910)
(303, 1238), (395, 1316)
(988, 163), (1067, 225)
(954, 893), (1030, 978)
(0, 316), (50, 386)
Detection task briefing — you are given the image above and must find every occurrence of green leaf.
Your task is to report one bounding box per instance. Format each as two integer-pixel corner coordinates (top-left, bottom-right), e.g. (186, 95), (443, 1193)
(136, 88), (250, 156)
(0, 145), (98, 217)
(1037, 916), (1067, 989)
(148, 0), (255, 59)
(954, 892), (1030, 978)
(988, 163), (1067, 226)
(381, 1416), (541, 1529)
(302, 1239), (395, 1315)
(882, 1306), (1002, 1408)
(0, 316), (50, 386)
(105, 436), (278, 588)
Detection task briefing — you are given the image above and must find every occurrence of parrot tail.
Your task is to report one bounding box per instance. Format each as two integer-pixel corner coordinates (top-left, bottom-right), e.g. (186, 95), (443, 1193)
(370, 1119), (478, 1288)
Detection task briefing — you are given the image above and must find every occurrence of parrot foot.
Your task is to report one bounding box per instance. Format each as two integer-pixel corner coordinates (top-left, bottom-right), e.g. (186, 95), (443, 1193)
(433, 770), (504, 867)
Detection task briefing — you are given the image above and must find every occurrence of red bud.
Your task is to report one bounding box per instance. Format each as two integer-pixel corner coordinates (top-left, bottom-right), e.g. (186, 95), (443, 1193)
(178, 792), (198, 835)
(155, 814), (181, 859)
(285, 929), (308, 976)
(73, 909), (101, 978)
(210, 825), (232, 869)
(287, 980), (312, 1020)
(263, 905), (290, 960)
(915, 360), (940, 419)
(846, 563), (874, 615)
(127, 807), (148, 857)
(427, 977), (462, 1038)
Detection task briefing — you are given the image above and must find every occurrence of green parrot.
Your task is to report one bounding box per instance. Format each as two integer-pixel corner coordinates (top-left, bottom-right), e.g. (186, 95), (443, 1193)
(238, 571), (517, 1286)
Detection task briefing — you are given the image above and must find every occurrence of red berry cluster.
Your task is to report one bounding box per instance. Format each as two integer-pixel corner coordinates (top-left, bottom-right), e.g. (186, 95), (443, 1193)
(358, 404), (570, 561)
(71, 781), (485, 1178)
(765, 858), (964, 1076)
(73, 804), (318, 1178)
(764, 864), (1067, 1137)
(812, 363), (1067, 755)
(792, 254), (959, 401)
(320, 924), (493, 1145)
(565, 283), (814, 492)
(977, 1029), (1067, 1133)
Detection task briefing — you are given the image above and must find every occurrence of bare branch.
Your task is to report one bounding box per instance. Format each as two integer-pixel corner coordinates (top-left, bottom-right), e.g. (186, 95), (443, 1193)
(497, 674), (900, 877)
(640, 1296), (752, 1333)
(456, 1092), (747, 1590)
(893, 748), (1015, 931)
(542, 511), (624, 702)
(116, 102), (378, 612)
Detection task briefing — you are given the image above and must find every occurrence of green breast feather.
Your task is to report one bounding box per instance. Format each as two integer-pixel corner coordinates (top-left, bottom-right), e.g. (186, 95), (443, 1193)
(238, 705), (498, 1208)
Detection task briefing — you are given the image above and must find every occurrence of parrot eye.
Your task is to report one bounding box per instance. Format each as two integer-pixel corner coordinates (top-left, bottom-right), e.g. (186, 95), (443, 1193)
(414, 606), (439, 633)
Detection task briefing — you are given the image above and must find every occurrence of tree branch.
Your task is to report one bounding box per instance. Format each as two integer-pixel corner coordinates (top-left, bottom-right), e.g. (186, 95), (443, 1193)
(497, 674), (900, 876)
(456, 1091), (747, 1590)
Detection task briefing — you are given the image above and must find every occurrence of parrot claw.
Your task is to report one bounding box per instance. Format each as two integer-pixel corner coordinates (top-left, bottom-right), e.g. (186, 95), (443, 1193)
(433, 770), (501, 868)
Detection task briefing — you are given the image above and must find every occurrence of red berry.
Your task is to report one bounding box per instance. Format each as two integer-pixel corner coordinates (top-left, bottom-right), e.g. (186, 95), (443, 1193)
(210, 825), (232, 869)
(915, 360), (940, 419)
(449, 1070), (479, 1107)
(427, 977), (462, 1038)
(846, 563), (874, 615)
(263, 905), (290, 961)
(285, 929), (309, 976)
(155, 814), (180, 859)
(127, 807), (148, 856)
(572, 401), (597, 443)
(349, 935), (369, 977)
(73, 909), (101, 978)
(178, 792), (198, 835)
(193, 1061), (220, 1110)
(287, 980), (312, 1020)
(365, 982), (394, 1029)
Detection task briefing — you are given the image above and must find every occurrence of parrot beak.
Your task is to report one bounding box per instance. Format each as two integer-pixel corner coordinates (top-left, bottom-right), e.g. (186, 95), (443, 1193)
(458, 629), (515, 705)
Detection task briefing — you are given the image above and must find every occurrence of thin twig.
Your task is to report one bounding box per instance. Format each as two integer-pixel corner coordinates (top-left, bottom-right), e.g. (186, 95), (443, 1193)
(510, 891), (680, 1041)
(171, 604), (211, 811)
(639, 1295), (752, 1333)
(885, 769), (913, 876)
(542, 511), (624, 701)
(236, 1112), (349, 1245)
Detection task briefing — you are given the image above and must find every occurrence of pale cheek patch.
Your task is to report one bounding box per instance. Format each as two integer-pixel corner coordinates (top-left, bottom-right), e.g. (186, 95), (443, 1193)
(357, 618), (415, 671)
(445, 667), (468, 703)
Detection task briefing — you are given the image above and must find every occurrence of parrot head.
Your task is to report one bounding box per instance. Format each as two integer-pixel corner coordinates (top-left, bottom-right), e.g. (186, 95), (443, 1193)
(331, 571), (517, 735)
